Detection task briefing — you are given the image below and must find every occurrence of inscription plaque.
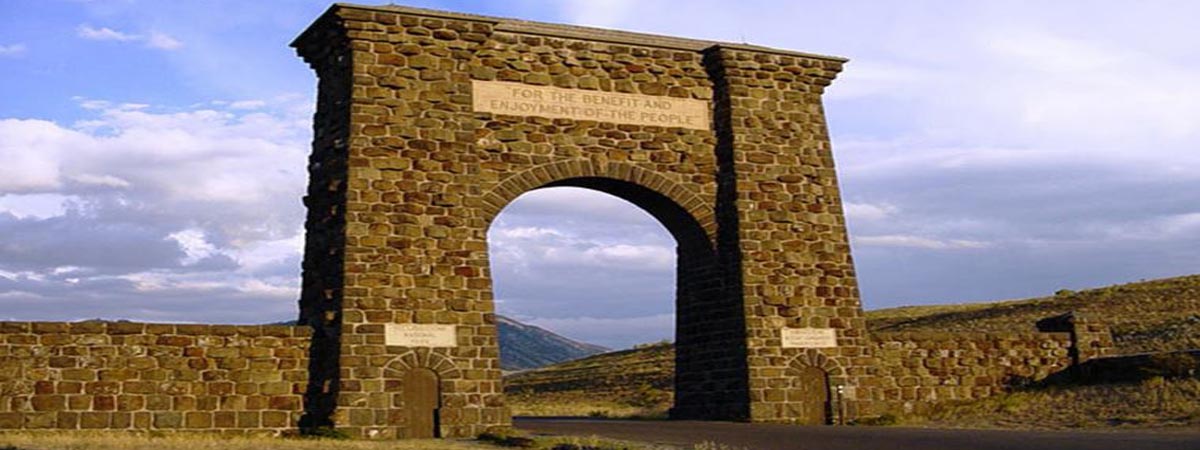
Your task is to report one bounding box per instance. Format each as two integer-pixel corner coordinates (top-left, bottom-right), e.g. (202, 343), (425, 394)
(385, 324), (457, 347)
(472, 80), (710, 130)
(781, 328), (838, 348)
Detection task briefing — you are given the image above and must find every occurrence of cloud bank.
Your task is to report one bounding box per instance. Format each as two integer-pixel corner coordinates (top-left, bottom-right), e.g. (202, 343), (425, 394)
(3, 1), (1199, 349)
(0, 97), (310, 323)
(77, 24), (183, 50)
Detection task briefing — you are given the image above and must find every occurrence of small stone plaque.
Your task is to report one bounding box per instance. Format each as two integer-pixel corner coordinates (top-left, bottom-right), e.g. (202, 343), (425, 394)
(472, 80), (710, 130)
(781, 328), (837, 348)
(385, 324), (457, 347)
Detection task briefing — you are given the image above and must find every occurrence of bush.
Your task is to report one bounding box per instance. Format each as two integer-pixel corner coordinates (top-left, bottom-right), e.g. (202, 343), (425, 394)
(850, 413), (897, 426)
(1141, 353), (1198, 379)
(626, 383), (670, 408)
(478, 429), (536, 448)
(298, 426), (350, 440)
(1055, 289), (1076, 297)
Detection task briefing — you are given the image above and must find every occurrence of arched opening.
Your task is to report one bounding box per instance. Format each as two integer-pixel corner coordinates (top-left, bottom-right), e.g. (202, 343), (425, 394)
(401, 368), (440, 438)
(487, 176), (743, 420)
(785, 365), (831, 425)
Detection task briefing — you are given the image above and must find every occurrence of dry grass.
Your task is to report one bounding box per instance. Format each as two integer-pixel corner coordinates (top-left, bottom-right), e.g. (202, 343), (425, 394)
(866, 274), (1200, 354)
(0, 432), (493, 450)
(532, 434), (679, 449)
(902, 377), (1200, 429)
(505, 342), (673, 419)
(509, 391), (669, 419)
(503, 274), (1200, 429)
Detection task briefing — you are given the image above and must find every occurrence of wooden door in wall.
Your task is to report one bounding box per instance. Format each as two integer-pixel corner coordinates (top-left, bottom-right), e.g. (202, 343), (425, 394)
(403, 368), (440, 438)
(787, 365), (830, 425)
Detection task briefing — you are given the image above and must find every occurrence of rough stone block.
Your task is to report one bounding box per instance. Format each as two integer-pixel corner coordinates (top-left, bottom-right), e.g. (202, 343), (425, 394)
(0, 412), (23, 428)
(261, 411), (289, 428)
(154, 412), (182, 429)
(185, 411), (213, 428)
(80, 412), (112, 429)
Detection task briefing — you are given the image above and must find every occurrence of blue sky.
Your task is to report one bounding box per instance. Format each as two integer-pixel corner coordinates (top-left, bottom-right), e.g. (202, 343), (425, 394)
(1, 1), (1198, 349)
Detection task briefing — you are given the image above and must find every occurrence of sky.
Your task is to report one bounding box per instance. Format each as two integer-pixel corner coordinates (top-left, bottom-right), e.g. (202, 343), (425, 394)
(1, 1), (1198, 349)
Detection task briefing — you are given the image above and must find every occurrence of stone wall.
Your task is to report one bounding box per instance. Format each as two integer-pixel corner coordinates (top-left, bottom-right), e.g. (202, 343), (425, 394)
(0, 322), (310, 434)
(867, 331), (1074, 414)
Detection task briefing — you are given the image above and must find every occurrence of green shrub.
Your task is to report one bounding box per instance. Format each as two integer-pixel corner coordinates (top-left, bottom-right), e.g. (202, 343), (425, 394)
(1140, 353), (1198, 379)
(478, 429), (536, 448)
(850, 413), (897, 426)
(298, 426), (350, 440)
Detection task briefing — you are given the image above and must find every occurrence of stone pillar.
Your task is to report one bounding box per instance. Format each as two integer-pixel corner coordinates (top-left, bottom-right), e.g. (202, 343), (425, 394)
(1038, 311), (1114, 366)
(1069, 312), (1115, 363)
(293, 13), (353, 434)
(294, 8), (508, 439)
(703, 46), (872, 422)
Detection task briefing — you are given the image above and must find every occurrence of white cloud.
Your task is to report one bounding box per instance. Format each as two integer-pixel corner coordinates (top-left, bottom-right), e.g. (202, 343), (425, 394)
(77, 99), (111, 110)
(146, 31), (183, 50)
(854, 234), (991, 250)
(0, 194), (75, 220)
(0, 96), (312, 324)
(491, 222), (674, 272)
(0, 119), (84, 192)
(497, 226), (563, 239)
(1, 100), (310, 208)
(229, 100), (266, 110)
(76, 24), (183, 51)
(168, 228), (219, 264)
(0, 44), (27, 57)
(575, 244), (673, 270)
(844, 202), (897, 221)
(227, 230), (303, 272)
(77, 25), (138, 42)
(69, 174), (131, 188)
(1085, 212), (1200, 242)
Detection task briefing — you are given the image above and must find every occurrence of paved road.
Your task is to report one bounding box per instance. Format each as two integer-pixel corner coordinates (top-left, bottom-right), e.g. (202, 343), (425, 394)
(514, 417), (1200, 450)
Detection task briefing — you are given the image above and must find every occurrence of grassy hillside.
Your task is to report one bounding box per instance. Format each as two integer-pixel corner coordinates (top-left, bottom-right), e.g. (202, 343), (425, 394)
(505, 343), (674, 417)
(868, 274), (1200, 354)
(504, 274), (1200, 425)
(902, 377), (1200, 429)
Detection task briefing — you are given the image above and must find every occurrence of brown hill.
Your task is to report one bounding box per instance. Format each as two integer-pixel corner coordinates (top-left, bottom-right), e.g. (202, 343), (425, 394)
(868, 274), (1200, 354)
(503, 274), (1200, 422)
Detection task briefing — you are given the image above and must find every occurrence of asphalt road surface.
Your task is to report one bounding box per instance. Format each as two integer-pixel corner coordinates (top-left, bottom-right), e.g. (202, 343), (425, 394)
(514, 417), (1200, 450)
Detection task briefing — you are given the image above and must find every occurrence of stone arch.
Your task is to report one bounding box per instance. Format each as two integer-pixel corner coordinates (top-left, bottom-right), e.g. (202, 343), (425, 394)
(479, 160), (716, 247)
(786, 350), (841, 425)
(294, 2), (866, 436)
(383, 350), (461, 381)
(481, 159), (742, 421)
(787, 349), (845, 378)
(383, 351), (459, 439)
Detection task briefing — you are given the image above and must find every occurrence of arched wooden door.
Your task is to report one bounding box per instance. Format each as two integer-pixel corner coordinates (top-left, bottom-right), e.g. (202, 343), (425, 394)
(403, 368), (440, 438)
(787, 365), (830, 425)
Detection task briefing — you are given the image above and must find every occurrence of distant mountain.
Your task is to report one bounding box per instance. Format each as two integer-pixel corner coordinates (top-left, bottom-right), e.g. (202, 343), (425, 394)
(268, 315), (607, 371)
(497, 315), (610, 371)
